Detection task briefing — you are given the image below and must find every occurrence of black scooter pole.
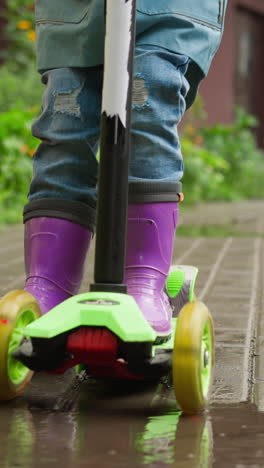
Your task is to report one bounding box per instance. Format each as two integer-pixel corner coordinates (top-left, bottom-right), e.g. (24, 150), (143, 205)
(90, 0), (136, 293)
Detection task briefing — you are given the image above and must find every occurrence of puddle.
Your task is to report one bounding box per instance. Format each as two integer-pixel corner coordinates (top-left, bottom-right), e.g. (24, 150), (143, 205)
(0, 374), (264, 467)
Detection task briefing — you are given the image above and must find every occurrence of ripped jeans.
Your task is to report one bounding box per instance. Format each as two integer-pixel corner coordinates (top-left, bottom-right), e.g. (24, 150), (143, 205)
(25, 46), (190, 229)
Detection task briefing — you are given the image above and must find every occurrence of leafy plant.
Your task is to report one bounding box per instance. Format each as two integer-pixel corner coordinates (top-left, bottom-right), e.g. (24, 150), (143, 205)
(182, 107), (264, 202)
(200, 108), (264, 199)
(181, 136), (229, 203)
(1, 0), (35, 68)
(0, 61), (42, 112)
(0, 0), (41, 224)
(0, 108), (38, 223)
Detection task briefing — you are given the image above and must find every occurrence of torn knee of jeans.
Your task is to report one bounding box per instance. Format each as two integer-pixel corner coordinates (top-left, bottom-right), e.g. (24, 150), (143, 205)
(53, 87), (81, 117)
(132, 74), (149, 109)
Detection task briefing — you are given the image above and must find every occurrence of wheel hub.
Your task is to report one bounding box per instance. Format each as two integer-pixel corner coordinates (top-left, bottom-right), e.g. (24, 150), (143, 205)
(204, 349), (210, 368)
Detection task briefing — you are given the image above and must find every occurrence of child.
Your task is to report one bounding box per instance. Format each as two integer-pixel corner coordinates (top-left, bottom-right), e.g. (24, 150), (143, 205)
(24, 0), (227, 338)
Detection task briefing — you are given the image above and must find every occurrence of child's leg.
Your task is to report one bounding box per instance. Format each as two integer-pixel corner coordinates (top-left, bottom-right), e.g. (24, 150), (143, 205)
(126, 46), (190, 336)
(28, 66), (102, 210)
(24, 67), (103, 314)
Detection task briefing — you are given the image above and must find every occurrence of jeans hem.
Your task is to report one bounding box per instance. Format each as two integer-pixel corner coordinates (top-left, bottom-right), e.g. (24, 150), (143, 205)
(128, 180), (182, 203)
(23, 198), (96, 232)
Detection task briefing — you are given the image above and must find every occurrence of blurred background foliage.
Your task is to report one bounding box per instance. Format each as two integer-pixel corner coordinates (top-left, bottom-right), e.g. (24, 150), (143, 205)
(0, 0), (41, 223)
(182, 102), (264, 203)
(1, 0), (36, 67)
(0, 0), (264, 223)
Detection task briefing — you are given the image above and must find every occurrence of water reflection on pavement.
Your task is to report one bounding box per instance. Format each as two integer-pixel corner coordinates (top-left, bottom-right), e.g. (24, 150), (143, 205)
(1, 372), (264, 467)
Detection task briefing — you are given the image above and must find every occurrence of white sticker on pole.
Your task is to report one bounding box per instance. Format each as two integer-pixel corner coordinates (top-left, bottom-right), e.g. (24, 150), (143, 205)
(102, 0), (132, 128)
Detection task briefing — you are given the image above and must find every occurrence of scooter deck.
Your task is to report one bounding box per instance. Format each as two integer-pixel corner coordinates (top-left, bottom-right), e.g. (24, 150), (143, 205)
(24, 265), (197, 343)
(24, 292), (157, 343)
(15, 266), (197, 377)
(17, 292), (176, 379)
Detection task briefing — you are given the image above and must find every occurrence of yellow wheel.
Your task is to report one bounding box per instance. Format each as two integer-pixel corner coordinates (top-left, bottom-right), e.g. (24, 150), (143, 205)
(0, 290), (41, 401)
(172, 301), (214, 414)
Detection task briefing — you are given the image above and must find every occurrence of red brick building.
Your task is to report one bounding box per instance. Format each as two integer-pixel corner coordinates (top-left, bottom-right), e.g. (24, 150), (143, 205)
(200, 0), (264, 147)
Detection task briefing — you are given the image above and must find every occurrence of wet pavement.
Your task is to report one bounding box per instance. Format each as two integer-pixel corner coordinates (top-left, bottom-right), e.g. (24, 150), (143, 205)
(0, 200), (264, 467)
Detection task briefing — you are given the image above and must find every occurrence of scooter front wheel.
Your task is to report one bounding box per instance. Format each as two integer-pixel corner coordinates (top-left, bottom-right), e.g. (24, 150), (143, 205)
(0, 290), (41, 401)
(172, 301), (214, 414)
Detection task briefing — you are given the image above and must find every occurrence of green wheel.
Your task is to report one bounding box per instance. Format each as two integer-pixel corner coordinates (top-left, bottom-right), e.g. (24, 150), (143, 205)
(172, 301), (214, 414)
(0, 290), (41, 401)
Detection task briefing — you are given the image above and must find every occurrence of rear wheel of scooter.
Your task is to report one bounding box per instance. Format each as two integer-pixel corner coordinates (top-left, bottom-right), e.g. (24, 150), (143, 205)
(172, 302), (214, 414)
(0, 290), (41, 401)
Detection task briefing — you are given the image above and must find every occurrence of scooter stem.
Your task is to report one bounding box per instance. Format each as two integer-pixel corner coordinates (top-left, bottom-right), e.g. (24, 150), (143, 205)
(91, 0), (137, 293)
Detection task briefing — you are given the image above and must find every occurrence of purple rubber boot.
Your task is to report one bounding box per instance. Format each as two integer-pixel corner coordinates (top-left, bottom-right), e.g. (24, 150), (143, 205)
(125, 202), (179, 337)
(24, 217), (92, 314)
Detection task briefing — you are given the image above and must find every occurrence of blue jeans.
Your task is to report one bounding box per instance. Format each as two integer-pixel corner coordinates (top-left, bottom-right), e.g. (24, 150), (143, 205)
(26, 46), (190, 228)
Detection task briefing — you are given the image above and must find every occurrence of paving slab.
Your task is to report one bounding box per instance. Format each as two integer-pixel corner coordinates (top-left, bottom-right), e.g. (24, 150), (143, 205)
(0, 201), (263, 409)
(180, 200), (264, 236)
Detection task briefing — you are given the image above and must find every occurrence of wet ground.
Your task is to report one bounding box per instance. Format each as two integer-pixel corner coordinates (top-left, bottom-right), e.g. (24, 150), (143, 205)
(2, 376), (264, 468)
(0, 200), (264, 467)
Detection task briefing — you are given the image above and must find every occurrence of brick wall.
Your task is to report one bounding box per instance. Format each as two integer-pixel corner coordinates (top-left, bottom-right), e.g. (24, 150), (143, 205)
(199, 0), (264, 147)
